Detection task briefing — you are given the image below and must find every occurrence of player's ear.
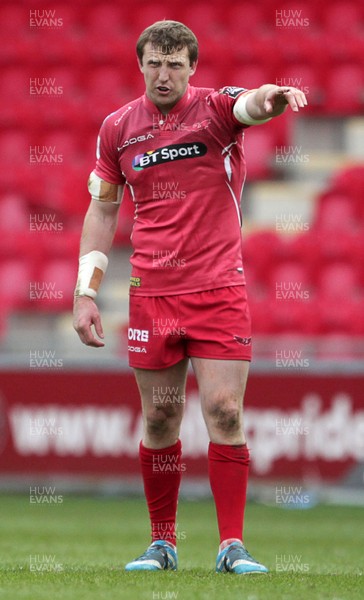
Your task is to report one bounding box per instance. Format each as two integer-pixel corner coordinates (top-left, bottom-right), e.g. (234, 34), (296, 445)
(189, 60), (198, 76)
(137, 56), (144, 73)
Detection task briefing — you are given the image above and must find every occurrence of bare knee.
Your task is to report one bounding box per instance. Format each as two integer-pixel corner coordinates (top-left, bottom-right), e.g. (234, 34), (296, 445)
(145, 404), (181, 439)
(206, 393), (242, 435)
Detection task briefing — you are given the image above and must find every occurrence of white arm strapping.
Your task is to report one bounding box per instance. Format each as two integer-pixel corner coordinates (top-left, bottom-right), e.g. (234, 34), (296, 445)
(88, 171), (123, 204)
(74, 250), (108, 299)
(233, 92), (272, 126)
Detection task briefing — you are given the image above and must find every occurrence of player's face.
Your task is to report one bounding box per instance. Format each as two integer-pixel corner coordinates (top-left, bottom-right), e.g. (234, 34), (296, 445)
(139, 42), (197, 113)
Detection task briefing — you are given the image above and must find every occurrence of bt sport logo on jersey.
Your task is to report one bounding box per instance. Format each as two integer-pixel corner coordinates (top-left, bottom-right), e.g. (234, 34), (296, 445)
(132, 142), (207, 171)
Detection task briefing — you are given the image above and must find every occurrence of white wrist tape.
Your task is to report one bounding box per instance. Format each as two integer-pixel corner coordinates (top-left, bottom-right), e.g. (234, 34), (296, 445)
(233, 92), (272, 125)
(74, 250), (108, 298)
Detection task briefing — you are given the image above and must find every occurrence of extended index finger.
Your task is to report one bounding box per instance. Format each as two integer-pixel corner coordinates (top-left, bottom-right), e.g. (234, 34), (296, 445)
(283, 89), (308, 112)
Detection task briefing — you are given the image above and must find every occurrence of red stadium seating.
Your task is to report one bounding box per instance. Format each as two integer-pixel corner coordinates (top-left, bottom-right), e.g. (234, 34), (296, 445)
(85, 66), (134, 124)
(318, 262), (361, 300)
(1, 259), (34, 309)
(28, 164), (89, 219)
(268, 297), (317, 334)
(329, 166), (364, 221)
(0, 194), (29, 233)
(182, 3), (226, 43)
(323, 1), (363, 34)
(317, 230), (361, 269)
(34, 259), (77, 311)
(228, 64), (274, 93)
(265, 261), (316, 333)
(243, 125), (278, 180)
(191, 66), (224, 90)
(316, 296), (363, 335)
(269, 261), (312, 290)
(314, 193), (358, 232)
(225, 3), (266, 36)
(243, 230), (282, 281)
(84, 4), (125, 37)
(325, 64), (364, 114)
(275, 63), (324, 108)
(2, 0), (364, 342)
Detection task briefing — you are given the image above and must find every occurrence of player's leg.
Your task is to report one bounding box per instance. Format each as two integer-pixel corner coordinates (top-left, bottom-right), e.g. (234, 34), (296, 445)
(192, 356), (248, 444)
(191, 357), (249, 540)
(136, 358), (189, 449)
(191, 356), (268, 574)
(125, 358), (189, 571)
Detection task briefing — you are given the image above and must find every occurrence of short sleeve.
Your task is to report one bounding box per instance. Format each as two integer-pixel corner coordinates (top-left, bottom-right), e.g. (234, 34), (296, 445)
(209, 86), (252, 129)
(94, 115), (126, 185)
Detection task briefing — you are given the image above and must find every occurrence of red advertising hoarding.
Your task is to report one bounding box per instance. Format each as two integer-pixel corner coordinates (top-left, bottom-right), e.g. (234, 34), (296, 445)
(0, 370), (363, 482)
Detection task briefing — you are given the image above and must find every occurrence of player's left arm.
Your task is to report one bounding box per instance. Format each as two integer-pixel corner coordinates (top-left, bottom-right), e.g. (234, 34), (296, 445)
(234, 85), (307, 125)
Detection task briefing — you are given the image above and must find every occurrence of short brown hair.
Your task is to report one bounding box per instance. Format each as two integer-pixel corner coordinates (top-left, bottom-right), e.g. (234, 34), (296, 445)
(136, 20), (198, 66)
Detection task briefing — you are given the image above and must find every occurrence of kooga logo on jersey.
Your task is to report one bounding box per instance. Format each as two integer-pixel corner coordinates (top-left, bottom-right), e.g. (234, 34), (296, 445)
(132, 142), (207, 171)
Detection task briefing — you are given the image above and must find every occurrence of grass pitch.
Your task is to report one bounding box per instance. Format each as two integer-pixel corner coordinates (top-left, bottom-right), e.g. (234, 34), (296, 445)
(0, 495), (362, 600)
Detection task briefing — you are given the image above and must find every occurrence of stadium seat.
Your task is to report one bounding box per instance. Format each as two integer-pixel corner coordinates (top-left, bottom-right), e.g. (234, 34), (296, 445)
(243, 125), (278, 180)
(323, 31), (364, 64)
(329, 166), (364, 221)
(269, 261), (312, 290)
(317, 230), (360, 267)
(34, 29), (82, 66)
(267, 261), (315, 333)
(325, 64), (364, 114)
(0, 131), (31, 190)
(0, 34), (34, 68)
(268, 296), (317, 334)
(30, 164), (89, 219)
(249, 297), (274, 334)
(0, 5), (31, 44)
(0, 259), (34, 309)
(80, 0), (133, 62)
(277, 232), (321, 284)
(191, 66), (224, 90)
(28, 67), (85, 129)
(182, 3), (226, 43)
(133, 4), (178, 32)
(242, 230), (282, 280)
(38, 230), (80, 260)
(40, 130), (86, 168)
(314, 193), (358, 232)
(274, 1), (321, 31)
(324, 1), (363, 34)
(225, 3), (266, 36)
(85, 66), (133, 124)
(0, 194), (29, 233)
(84, 4), (124, 37)
(275, 29), (323, 67)
(316, 295), (363, 335)
(1, 67), (34, 128)
(228, 64), (273, 93)
(35, 259), (77, 311)
(275, 63), (324, 108)
(318, 263), (361, 300)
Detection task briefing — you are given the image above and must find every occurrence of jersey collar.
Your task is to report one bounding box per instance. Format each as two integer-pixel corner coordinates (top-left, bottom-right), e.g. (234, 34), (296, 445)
(143, 85), (193, 117)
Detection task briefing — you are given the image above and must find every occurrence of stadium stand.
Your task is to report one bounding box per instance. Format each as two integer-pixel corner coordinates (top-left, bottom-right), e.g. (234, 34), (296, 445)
(1, 0), (364, 356)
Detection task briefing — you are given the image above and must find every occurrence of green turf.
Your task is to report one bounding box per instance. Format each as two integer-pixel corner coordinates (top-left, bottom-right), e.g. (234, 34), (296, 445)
(0, 495), (363, 600)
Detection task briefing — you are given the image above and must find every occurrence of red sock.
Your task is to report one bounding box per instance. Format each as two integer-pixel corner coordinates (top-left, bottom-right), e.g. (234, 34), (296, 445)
(139, 439), (182, 545)
(208, 442), (250, 544)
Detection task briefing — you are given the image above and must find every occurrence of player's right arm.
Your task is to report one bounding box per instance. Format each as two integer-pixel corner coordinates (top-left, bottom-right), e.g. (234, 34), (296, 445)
(73, 177), (123, 348)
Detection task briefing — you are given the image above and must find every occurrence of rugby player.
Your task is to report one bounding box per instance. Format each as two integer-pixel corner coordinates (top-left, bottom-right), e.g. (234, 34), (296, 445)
(73, 20), (307, 574)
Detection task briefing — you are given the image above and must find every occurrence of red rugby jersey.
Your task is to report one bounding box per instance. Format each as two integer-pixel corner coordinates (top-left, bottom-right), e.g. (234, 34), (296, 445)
(94, 84), (251, 296)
